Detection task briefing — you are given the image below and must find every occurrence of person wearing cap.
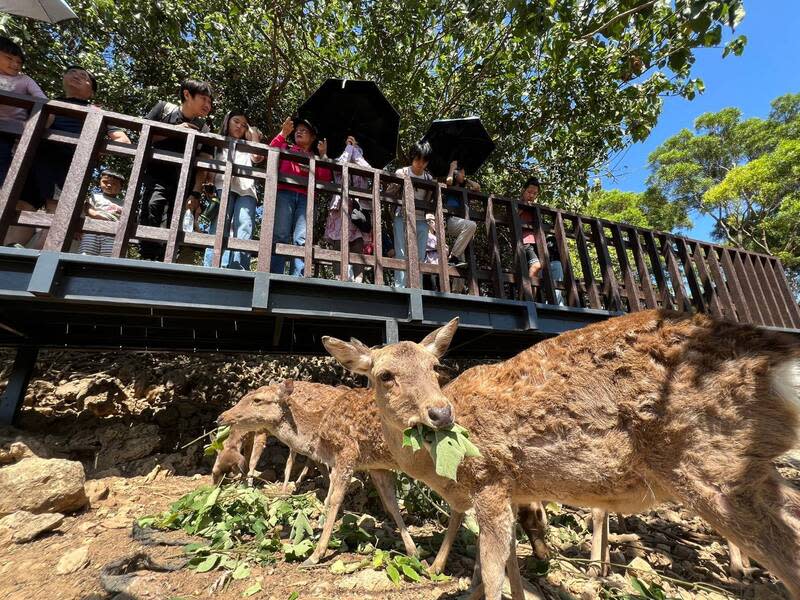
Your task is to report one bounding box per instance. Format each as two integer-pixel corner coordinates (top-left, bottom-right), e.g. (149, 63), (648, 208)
(78, 170), (126, 257)
(519, 177), (564, 305)
(6, 65), (131, 248)
(268, 115), (333, 276)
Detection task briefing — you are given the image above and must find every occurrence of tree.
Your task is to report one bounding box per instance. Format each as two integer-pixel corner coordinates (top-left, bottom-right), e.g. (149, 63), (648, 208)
(586, 188), (690, 232)
(0, 0), (746, 203)
(646, 93), (800, 291)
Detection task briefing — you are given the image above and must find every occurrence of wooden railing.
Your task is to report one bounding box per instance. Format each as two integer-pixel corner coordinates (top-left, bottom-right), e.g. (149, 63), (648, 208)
(0, 91), (797, 331)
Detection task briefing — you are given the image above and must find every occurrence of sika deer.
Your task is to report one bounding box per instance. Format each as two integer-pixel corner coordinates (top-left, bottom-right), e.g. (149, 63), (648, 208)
(324, 310), (800, 600)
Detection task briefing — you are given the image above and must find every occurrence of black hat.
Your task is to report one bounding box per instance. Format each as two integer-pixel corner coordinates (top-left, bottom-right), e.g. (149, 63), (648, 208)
(101, 170), (125, 183)
(523, 176), (541, 189)
(293, 115), (319, 136)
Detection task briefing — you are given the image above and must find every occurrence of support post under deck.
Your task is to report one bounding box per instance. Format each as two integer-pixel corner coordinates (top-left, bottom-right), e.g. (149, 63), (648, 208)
(0, 346), (39, 426)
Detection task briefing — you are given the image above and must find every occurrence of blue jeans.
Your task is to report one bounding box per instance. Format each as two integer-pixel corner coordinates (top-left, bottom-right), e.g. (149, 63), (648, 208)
(271, 189), (307, 276)
(550, 260), (564, 306)
(203, 190), (257, 270)
(393, 214), (428, 288)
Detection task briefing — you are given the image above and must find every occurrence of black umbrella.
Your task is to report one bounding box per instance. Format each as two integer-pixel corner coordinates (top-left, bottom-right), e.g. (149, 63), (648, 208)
(422, 117), (495, 178)
(297, 79), (400, 169)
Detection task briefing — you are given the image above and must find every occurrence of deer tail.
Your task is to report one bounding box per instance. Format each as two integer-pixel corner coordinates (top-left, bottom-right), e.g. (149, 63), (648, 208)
(771, 358), (800, 416)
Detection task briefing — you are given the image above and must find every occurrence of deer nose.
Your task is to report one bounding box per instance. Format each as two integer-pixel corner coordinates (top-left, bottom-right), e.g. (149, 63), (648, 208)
(427, 405), (453, 428)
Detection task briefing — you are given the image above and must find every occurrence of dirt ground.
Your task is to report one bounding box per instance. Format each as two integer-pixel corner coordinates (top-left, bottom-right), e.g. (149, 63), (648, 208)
(1, 456), (797, 600)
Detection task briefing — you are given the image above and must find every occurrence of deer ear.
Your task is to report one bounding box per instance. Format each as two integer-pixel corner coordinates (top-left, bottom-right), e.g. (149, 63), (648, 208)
(420, 317), (459, 358)
(323, 336), (373, 375)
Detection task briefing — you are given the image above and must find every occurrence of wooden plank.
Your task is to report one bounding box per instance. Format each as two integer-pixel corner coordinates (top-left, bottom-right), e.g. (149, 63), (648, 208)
(659, 236), (690, 313)
(641, 231), (673, 310)
(338, 164), (350, 280)
(731, 250), (764, 326)
(719, 248), (752, 324)
(211, 139), (236, 269)
(462, 189), (479, 296)
(371, 171), (384, 285)
(256, 151), (280, 272)
(573, 217), (601, 309)
(163, 131), (198, 263)
(752, 255), (787, 328)
(402, 177), (420, 289)
(303, 157), (316, 277)
(674, 237), (707, 314)
(589, 218), (622, 311)
(433, 185), (450, 293)
(769, 258), (800, 328)
(743, 252), (777, 327)
(509, 200), (533, 301)
(485, 195), (504, 299)
(532, 205), (557, 304)
(553, 211), (579, 307)
(610, 224), (640, 311)
(629, 230), (657, 309)
(758, 257), (794, 327)
(688, 241), (723, 319)
(703, 246), (737, 321)
(0, 102), (47, 240)
(43, 111), (107, 252)
(112, 123), (152, 258)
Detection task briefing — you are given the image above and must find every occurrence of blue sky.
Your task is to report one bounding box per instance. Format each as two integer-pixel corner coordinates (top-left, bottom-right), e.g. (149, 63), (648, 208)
(600, 0), (800, 242)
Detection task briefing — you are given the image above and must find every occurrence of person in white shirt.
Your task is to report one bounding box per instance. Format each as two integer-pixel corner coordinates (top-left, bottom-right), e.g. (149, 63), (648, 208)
(202, 110), (265, 270)
(78, 170), (125, 257)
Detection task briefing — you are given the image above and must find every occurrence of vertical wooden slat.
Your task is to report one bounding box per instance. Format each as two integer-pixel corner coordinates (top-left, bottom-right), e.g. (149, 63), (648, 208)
(688, 241), (723, 319)
(731, 250), (764, 326)
(704, 246), (737, 321)
(770, 258), (800, 328)
(752, 255), (787, 328)
(461, 189), (479, 296)
(371, 171), (384, 285)
(719, 248), (752, 324)
(256, 151), (279, 272)
(759, 257), (793, 327)
(629, 230), (657, 309)
(574, 217), (601, 309)
(112, 123), (152, 258)
(485, 194), (505, 299)
(433, 185), (450, 293)
(510, 200), (533, 301)
(211, 139), (235, 269)
(337, 164), (350, 281)
(532, 205), (556, 305)
(303, 157), (316, 278)
(0, 102), (47, 240)
(43, 111), (107, 252)
(743, 253), (776, 326)
(660, 236), (690, 313)
(589, 219), (622, 311)
(610, 224), (640, 311)
(674, 238), (706, 314)
(163, 131), (198, 263)
(553, 212), (579, 307)
(642, 231), (674, 310)
(402, 177), (420, 289)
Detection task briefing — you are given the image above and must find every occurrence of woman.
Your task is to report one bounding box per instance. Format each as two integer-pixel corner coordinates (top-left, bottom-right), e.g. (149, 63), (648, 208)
(269, 116), (333, 276)
(324, 136), (373, 283)
(203, 110), (264, 270)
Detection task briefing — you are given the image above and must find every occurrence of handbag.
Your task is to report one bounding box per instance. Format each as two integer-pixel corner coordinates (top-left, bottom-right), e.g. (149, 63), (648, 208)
(350, 199), (372, 233)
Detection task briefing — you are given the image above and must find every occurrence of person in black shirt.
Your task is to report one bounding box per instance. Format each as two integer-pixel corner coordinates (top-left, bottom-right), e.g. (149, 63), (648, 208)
(137, 79), (213, 261)
(6, 66), (131, 248)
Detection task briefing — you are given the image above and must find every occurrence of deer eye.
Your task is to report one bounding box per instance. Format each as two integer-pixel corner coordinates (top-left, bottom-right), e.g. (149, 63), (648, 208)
(378, 371), (394, 384)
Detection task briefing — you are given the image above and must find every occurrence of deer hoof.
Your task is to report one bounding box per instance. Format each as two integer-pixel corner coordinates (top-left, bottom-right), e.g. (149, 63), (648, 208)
(300, 556), (320, 568)
(533, 538), (550, 560)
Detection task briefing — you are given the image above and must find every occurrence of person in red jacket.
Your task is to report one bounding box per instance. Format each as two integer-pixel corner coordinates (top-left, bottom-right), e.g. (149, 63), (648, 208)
(269, 116), (332, 276)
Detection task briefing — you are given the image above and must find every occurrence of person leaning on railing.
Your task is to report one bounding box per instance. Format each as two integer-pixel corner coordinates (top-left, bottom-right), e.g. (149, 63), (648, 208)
(443, 160), (479, 269)
(7, 66), (131, 250)
(518, 177), (564, 305)
(137, 79), (214, 262)
(268, 115), (333, 277)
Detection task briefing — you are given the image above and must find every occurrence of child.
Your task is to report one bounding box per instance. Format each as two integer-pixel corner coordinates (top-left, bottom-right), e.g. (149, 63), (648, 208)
(138, 79), (213, 261)
(0, 36), (46, 185)
(423, 213), (442, 291)
(519, 177), (563, 305)
(78, 170), (125, 257)
(269, 115), (333, 276)
(202, 110), (265, 270)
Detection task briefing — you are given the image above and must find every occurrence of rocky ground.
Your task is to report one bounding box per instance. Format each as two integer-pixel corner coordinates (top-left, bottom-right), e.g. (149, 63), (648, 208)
(0, 349), (797, 599)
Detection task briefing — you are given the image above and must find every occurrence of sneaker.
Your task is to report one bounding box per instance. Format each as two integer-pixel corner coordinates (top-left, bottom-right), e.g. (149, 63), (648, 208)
(448, 257), (468, 269)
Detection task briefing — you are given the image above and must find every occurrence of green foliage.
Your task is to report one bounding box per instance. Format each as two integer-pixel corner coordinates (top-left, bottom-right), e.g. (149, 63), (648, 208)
(601, 576), (677, 599)
(586, 188), (690, 232)
(203, 425), (230, 457)
(394, 472), (450, 524)
(0, 0), (746, 201)
(402, 423), (480, 481)
(370, 549), (450, 585)
(646, 92), (800, 292)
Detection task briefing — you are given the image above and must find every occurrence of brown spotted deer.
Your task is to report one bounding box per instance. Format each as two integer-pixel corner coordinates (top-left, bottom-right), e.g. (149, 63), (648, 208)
(324, 310), (800, 600)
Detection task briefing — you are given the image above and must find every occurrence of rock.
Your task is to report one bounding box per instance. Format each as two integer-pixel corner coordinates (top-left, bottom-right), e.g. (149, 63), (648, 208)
(0, 510), (64, 543)
(336, 568), (395, 592)
(0, 456), (87, 516)
(0, 441), (35, 464)
(85, 480), (110, 504)
(357, 514), (377, 532)
(56, 546), (90, 574)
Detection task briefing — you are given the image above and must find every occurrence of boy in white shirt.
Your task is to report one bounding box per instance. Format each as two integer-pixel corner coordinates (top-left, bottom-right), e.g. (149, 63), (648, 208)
(78, 171), (125, 257)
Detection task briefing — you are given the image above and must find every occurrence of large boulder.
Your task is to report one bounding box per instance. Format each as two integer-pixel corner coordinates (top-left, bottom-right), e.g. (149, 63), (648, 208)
(0, 455), (88, 516)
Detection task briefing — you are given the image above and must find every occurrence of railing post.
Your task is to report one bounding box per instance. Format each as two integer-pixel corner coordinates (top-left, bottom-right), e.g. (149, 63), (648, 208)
(112, 123), (152, 258)
(703, 245), (737, 321)
(573, 217), (601, 309)
(687, 240), (723, 319)
(43, 110), (107, 252)
(371, 171), (384, 285)
(402, 177), (420, 289)
(553, 211), (579, 307)
(509, 199), (533, 301)
(659, 235), (691, 313)
(338, 164), (350, 281)
(610, 224), (640, 311)
(719, 247), (752, 324)
(211, 139), (235, 268)
(461, 189), (479, 296)
(0, 102), (47, 241)
(485, 195), (505, 299)
(590, 219), (622, 311)
(629, 229), (658, 309)
(433, 185), (450, 293)
(303, 157), (316, 277)
(257, 151), (280, 272)
(163, 131), (198, 263)
(532, 205), (557, 305)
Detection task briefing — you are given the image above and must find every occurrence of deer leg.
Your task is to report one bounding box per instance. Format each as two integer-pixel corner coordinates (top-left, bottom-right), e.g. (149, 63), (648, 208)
(588, 508), (610, 577)
(728, 540), (754, 578)
(474, 488), (516, 600)
(506, 514), (526, 600)
(369, 469), (418, 557)
(247, 432), (268, 486)
(282, 449), (296, 493)
(518, 501), (550, 560)
(429, 509), (464, 574)
(294, 464), (310, 489)
(302, 463), (352, 566)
